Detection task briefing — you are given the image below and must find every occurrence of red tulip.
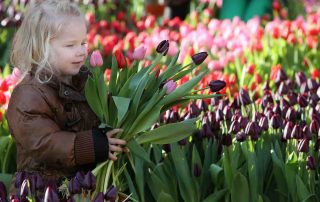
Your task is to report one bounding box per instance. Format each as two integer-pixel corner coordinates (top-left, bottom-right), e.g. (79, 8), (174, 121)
(114, 50), (127, 69)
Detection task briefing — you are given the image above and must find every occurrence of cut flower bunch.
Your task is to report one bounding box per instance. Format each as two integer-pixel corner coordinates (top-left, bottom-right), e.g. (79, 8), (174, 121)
(85, 40), (226, 196)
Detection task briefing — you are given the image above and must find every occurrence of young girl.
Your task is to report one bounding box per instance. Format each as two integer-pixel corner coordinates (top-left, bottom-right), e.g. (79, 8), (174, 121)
(6, 0), (126, 197)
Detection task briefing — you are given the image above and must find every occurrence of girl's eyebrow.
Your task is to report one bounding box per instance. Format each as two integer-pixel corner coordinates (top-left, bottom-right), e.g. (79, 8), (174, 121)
(65, 39), (87, 43)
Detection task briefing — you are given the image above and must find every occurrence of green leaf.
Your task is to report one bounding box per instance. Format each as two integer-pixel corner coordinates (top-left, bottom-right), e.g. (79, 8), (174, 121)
(0, 173), (12, 195)
(296, 175), (311, 201)
(202, 189), (228, 202)
(136, 118), (198, 144)
(131, 74), (149, 116)
(157, 192), (175, 202)
(160, 71), (208, 106)
(85, 76), (103, 121)
(127, 140), (155, 168)
(109, 56), (118, 95)
(125, 169), (139, 200)
(183, 94), (222, 100)
(112, 96), (131, 124)
(209, 164), (223, 185)
(171, 143), (198, 202)
(231, 172), (250, 202)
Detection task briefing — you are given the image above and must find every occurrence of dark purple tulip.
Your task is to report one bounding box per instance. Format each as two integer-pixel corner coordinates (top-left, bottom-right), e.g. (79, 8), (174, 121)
(278, 82), (289, 95)
(223, 106), (232, 121)
(0, 181), (7, 202)
(93, 192), (105, 202)
(307, 78), (318, 91)
(262, 81), (270, 92)
(298, 93), (309, 108)
(238, 116), (249, 130)
(245, 121), (260, 141)
(83, 171), (97, 191)
(167, 110), (179, 123)
(283, 121), (294, 140)
(295, 72), (307, 86)
(230, 97), (241, 109)
(300, 82), (309, 94)
(156, 40), (169, 55)
(68, 178), (82, 195)
(298, 139), (309, 153)
(44, 186), (59, 202)
(105, 185), (117, 202)
(309, 93), (319, 107)
(239, 89), (251, 106)
(317, 87), (320, 98)
(259, 116), (269, 131)
(285, 107), (297, 122)
(191, 52), (208, 65)
(236, 131), (247, 142)
(272, 104), (281, 115)
(222, 134), (232, 146)
(310, 120), (319, 135)
(215, 109), (223, 122)
(75, 171), (85, 187)
(271, 114), (282, 129)
(199, 100), (209, 112)
(193, 164), (201, 177)
(229, 120), (241, 134)
(287, 92), (298, 106)
(275, 69), (288, 84)
(189, 103), (201, 118)
(231, 113), (241, 122)
(292, 124), (302, 139)
(209, 80), (226, 93)
(15, 171), (26, 188)
(302, 125), (311, 139)
(204, 122), (214, 138)
(306, 156), (316, 170)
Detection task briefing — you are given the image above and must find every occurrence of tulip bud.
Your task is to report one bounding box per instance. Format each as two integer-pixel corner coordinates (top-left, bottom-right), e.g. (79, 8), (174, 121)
(193, 164), (201, 177)
(302, 125), (311, 139)
(167, 110), (179, 123)
(83, 172), (96, 191)
(298, 139), (309, 153)
(90, 50), (103, 67)
(156, 40), (169, 55)
(163, 144), (171, 153)
(209, 80), (226, 93)
(75, 171), (85, 187)
(20, 179), (30, 198)
(68, 178), (82, 195)
(236, 131), (247, 142)
(114, 50), (127, 69)
(287, 92), (298, 106)
(310, 120), (319, 135)
(189, 102), (201, 118)
(239, 116), (249, 130)
(298, 93), (309, 108)
(44, 186), (59, 202)
(283, 121), (293, 140)
(178, 138), (188, 146)
(198, 100), (208, 112)
(239, 88), (251, 105)
(104, 185), (117, 202)
(275, 69), (288, 84)
(222, 134), (232, 146)
(278, 82), (289, 95)
(229, 120), (240, 134)
(292, 124), (303, 139)
(285, 107), (297, 122)
(93, 192), (105, 202)
(132, 45), (146, 60)
(306, 156), (316, 170)
(15, 171), (26, 188)
(295, 72), (307, 86)
(191, 52), (208, 65)
(223, 106), (232, 121)
(307, 78), (318, 91)
(163, 80), (177, 94)
(259, 116), (268, 131)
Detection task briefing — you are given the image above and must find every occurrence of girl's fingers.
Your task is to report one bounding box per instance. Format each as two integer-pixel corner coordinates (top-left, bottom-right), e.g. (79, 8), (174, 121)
(109, 145), (125, 153)
(106, 129), (123, 138)
(108, 138), (127, 145)
(108, 152), (117, 161)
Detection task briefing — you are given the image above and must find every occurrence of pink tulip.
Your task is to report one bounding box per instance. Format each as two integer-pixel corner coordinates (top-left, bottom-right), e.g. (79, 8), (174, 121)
(132, 45), (147, 60)
(164, 80), (177, 94)
(90, 50), (103, 67)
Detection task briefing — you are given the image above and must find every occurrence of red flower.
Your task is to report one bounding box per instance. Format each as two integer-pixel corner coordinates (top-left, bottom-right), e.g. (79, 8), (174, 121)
(114, 50), (127, 69)
(270, 64), (282, 81)
(311, 69), (320, 79)
(0, 92), (6, 105)
(272, 1), (281, 12)
(246, 64), (255, 75)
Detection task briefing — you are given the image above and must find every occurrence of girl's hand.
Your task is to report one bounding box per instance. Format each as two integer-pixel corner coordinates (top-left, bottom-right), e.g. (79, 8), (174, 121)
(106, 129), (128, 161)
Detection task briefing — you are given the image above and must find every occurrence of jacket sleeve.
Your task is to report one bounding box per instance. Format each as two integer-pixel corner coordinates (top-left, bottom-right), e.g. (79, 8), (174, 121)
(6, 84), (109, 168)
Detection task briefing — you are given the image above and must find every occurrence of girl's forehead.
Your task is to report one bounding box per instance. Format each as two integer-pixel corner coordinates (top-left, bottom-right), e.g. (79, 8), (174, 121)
(56, 17), (87, 40)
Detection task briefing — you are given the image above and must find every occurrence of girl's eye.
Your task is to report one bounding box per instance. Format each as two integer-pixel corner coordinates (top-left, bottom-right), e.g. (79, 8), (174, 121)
(66, 45), (74, 47)
(81, 42), (87, 46)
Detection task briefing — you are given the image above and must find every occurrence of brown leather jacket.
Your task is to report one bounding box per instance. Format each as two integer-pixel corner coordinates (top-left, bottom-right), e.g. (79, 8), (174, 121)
(6, 66), (109, 194)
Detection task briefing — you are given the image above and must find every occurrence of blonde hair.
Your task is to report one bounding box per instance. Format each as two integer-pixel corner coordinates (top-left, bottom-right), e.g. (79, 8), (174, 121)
(10, 0), (87, 83)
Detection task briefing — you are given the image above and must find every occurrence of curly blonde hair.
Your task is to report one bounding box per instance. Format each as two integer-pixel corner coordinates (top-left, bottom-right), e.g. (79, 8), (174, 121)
(10, 0), (87, 83)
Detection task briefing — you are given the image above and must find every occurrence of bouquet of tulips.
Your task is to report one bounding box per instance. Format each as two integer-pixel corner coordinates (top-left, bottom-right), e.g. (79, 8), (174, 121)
(84, 40), (225, 197)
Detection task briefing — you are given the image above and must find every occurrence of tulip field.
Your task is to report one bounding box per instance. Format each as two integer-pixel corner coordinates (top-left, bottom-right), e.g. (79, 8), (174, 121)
(1, 0), (320, 201)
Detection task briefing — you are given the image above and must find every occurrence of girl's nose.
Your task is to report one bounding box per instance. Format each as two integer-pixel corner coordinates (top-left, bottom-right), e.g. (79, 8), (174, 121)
(77, 45), (87, 57)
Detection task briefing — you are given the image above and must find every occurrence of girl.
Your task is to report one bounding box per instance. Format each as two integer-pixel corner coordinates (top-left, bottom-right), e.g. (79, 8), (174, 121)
(6, 0), (126, 197)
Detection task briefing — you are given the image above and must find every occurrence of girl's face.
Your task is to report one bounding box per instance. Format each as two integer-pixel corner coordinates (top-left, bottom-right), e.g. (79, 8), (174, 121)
(49, 16), (88, 80)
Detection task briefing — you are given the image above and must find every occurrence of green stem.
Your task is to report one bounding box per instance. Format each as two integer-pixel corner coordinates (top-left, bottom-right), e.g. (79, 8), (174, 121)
(104, 160), (115, 192)
(2, 137), (13, 173)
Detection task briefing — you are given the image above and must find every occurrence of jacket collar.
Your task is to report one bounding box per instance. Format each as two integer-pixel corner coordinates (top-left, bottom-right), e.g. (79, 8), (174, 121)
(29, 66), (90, 102)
